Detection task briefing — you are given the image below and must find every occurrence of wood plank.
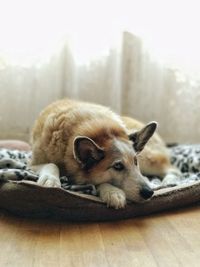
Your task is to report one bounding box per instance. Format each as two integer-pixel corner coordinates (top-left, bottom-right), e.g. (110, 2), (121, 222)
(0, 206), (199, 267)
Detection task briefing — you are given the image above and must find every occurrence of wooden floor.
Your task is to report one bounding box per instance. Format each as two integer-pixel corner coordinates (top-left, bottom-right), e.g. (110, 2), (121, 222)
(0, 205), (200, 267)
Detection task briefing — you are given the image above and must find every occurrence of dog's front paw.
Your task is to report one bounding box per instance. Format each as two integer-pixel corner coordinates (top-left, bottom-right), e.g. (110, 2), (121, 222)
(37, 174), (61, 188)
(101, 190), (126, 209)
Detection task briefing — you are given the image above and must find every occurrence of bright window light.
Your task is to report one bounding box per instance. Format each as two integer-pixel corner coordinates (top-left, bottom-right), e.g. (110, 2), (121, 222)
(0, 0), (199, 75)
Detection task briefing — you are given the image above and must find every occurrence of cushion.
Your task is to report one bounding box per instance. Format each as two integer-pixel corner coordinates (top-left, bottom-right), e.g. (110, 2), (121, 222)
(0, 140), (31, 151)
(0, 142), (200, 221)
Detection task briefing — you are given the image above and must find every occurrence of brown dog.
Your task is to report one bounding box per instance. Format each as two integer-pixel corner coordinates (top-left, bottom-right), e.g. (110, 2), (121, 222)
(30, 99), (179, 209)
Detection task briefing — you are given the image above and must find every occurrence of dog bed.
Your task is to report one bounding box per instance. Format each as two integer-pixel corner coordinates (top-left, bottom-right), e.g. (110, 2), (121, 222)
(0, 144), (200, 221)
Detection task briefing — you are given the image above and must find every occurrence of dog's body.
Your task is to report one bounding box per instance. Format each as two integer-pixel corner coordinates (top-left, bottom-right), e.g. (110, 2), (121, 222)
(31, 99), (179, 209)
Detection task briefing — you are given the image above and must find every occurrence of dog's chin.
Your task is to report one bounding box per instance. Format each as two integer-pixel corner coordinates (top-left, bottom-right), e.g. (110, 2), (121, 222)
(127, 196), (153, 204)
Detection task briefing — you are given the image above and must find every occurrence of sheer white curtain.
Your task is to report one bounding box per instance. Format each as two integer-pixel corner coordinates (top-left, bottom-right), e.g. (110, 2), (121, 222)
(0, 0), (200, 143)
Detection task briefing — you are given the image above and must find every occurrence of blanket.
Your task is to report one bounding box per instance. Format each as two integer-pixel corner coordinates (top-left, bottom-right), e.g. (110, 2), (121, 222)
(1, 145), (200, 192)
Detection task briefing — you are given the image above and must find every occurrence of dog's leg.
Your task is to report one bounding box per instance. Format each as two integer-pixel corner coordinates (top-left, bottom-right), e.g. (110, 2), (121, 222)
(97, 183), (126, 209)
(162, 166), (182, 186)
(31, 163), (61, 187)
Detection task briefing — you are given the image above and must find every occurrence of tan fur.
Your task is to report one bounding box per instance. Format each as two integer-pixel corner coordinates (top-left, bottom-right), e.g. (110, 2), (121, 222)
(30, 99), (179, 209)
(31, 99), (128, 183)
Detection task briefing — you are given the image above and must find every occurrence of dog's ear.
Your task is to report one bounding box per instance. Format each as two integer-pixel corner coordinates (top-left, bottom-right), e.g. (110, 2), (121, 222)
(129, 122), (157, 153)
(73, 136), (104, 169)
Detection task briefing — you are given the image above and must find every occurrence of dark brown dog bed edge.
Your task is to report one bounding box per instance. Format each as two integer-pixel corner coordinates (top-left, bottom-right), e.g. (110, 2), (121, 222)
(0, 180), (199, 221)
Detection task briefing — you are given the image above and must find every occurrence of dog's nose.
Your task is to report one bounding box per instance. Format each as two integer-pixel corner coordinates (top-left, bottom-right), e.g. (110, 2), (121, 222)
(140, 185), (154, 200)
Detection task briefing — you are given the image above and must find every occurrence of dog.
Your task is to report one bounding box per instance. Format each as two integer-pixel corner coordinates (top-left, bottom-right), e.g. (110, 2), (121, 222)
(30, 99), (180, 209)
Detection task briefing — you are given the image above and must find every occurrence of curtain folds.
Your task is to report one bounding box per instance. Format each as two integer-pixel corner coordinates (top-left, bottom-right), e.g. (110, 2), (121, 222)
(0, 32), (200, 143)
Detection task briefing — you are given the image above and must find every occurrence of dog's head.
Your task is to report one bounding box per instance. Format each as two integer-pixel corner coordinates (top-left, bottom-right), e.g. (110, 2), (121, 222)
(73, 122), (157, 202)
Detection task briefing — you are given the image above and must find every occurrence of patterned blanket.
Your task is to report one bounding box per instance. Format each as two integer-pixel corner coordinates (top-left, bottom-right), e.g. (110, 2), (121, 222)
(0, 145), (200, 195)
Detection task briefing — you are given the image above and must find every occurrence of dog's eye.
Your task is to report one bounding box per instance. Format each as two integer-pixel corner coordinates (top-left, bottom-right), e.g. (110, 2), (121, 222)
(134, 157), (138, 166)
(113, 162), (125, 171)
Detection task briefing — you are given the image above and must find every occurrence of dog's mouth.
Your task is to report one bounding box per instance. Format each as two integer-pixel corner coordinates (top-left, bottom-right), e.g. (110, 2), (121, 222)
(125, 187), (154, 203)
(121, 178), (154, 203)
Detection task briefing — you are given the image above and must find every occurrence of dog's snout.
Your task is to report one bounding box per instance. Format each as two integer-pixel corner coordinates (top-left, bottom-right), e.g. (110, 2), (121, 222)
(140, 185), (154, 200)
